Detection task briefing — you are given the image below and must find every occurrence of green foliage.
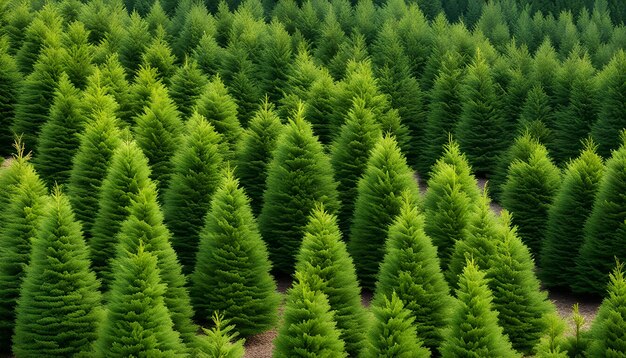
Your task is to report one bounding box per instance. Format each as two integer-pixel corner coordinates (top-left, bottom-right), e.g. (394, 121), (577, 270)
(294, 204), (367, 356)
(129, 66), (165, 122)
(61, 21), (94, 90)
(95, 54), (133, 123)
(259, 108), (339, 275)
(348, 135), (419, 290)
(15, 5), (62, 74)
(0, 39), (22, 156)
(304, 71), (337, 145)
(516, 85), (554, 153)
(13, 189), (101, 357)
(119, 12), (150, 74)
(141, 28), (176, 84)
(191, 33), (225, 78)
(273, 274), (347, 358)
(191, 169), (279, 337)
(534, 314), (569, 358)
(375, 193), (452, 353)
(195, 313), (245, 358)
(363, 292), (431, 358)
(173, 3), (215, 59)
(259, 20), (292, 103)
(169, 59), (208, 120)
(235, 101), (283, 216)
(440, 259), (519, 358)
(164, 113), (224, 274)
(541, 141), (604, 289)
(564, 303), (592, 357)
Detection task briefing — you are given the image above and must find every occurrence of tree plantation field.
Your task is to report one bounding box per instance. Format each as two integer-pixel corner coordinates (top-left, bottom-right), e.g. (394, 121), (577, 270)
(1, 0), (626, 357)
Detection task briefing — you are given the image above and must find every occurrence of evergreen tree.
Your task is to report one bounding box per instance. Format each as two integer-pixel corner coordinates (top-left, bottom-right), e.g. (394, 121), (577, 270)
(61, 21), (94, 90)
(375, 192), (452, 353)
(97, 54), (133, 124)
(133, 86), (183, 197)
(35, 74), (86, 186)
(0, 38), (22, 156)
(128, 66), (165, 122)
(516, 85), (554, 151)
(191, 169), (279, 337)
(363, 292), (431, 358)
(259, 20), (292, 103)
(294, 204), (367, 356)
(12, 189), (101, 357)
(273, 275), (347, 358)
(440, 259), (518, 358)
(163, 113), (224, 274)
(14, 6), (63, 74)
(234, 101), (283, 217)
(259, 107), (339, 275)
(95, 245), (185, 357)
(89, 140), (152, 287)
(118, 12), (150, 75)
(172, 3), (216, 60)
(348, 135), (420, 290)
(195, 313), (245, 358)
(303, 71), (337, 145)
(141, 27), (177, 84)
(168, 59), (208, 120)
(330, 100), (382, 236)
(500, 140), (561, 256)
(534, 314), (569, 358)
(541, 141), (604, 289)
(67, 110), (122, 238)
(328, 33), (370, 81)
(191, 33), (225, 78)
(432, 138), (482, 201)
(576, 134), (626, 295)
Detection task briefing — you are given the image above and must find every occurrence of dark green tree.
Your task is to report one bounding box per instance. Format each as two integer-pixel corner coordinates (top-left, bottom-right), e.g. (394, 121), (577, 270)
(12, 189), (102, 357)
(348, 135), (420, 290)
(0, 38), (22, 156)
(172, 2), (216, 60)
(168, 59), (208, 120)
(540, 141), (604, 289)
(14, 5), (62, 74)
(259, 107), (339, 275)
(375, 192), (452, 353)
(163, 113), (224, 274)
(516, 85), (554, 151)
(61, 21), (95, 90)
(259, 20), (292, 103)
(96, 54), (133, 124)
(128, 66), (165, 122)
(118, 12), (150, 75)
(363, 292), (431, 358)
(191, 33), (225, 78)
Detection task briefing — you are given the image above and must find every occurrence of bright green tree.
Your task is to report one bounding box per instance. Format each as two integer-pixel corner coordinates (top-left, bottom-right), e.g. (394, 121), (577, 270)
(168, 59), (208, 120)
(431, 138), (482, 201)
(541, 141), (604, 289)
(14, 5), (62, 74)
(259, 20), (292, 103)
(118, 12), (150, 75)
(375, 192), (452, 353)
(0, 38), (22, 156)
(303, 71), (337, 145)
(12, 189), (102, 357)
(61, 21), (95, 90)
(348, 135), (420, 290)
(128, 66), (165, 122)
(172, 2), (216, 60)
(163, 113), (224, 274)
(96, 54), (133, 124)
(195, 313), (245, 358)
(259, 107), (339, 275)
(141, 27), (177, 84)
(534, 314), (569, 358)
(191, 169), (279, 337)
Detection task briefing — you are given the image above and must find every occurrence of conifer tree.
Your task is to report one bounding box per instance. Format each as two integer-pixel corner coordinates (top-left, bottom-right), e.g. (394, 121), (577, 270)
(97, 54), (133, 124)
(516, 85), (554, 150)
(348, 135), (420, 290)
(455, 49), (506, 177)
(576, 134), (626, 295)
(191, 169), (279, 337)
(113, 183), (198, 349)
(172, 3), (216, 60)
(273, 275), (347, 358)
(146, 1), (171, 34)
(235, 101), (283, 217)
(534, 314), (569, 358)
(219, 48), (263, 128)
(330, 100), (382, 236)
(133, 86), (183, 196)
(67, 110), (122, 237)
(191, 33), (224, 78)
(35, 74), (86, 186)
(141, 27), (177, 84)
(501, 141), (561, 256)
(61, 21), (94, 90)
(375, 192), (452, 353)
(118, 12), (150, 75)
(0, 39), (22, 156)
(328, 33), (370, 81)
(169, 59), (208, 120)
(363, 292), (431, 358)
(195, 313), (245, 358)
(89, 140), (152, 286)
(259, 107), (339, 275)
(294, 204), (367, 356)
(12, 189), (101, 357)
(259, 20), (292, 103)
(279, 46), (323, 117)
(95, 245), (185, 357)
(81, 70), (121, 124)
(541, 141), (604, 289)
(432, 138), (482, 202)
(164, 113), (224, 274)
(15, 6), (63, 74)
(440, 259), (518, 358)
(128, 66), (165, 122)
(303, 72), (337, 145)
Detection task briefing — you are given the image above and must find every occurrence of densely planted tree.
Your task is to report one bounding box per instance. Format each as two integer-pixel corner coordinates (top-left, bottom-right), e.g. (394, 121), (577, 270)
(517, 85), (553, 148)
(128, 66), (165, 122)
(168, 59), (208, 120)
(191, 169), (279, 338)
(163, 113), (224, 274)
(0, 38), (22, 156)
(96, 54), (133, 123)
(61, 21), (95, 90)
(12, 189), (101, 357)
(349, 135), (420, 290)
(375, 192), (452, 353)
(541, 141), (604, 289)
(294, 205), (367, 356)
(118, 12), (151, 75)
(259, 107), (339, 275)
(141, 27), (177, 84)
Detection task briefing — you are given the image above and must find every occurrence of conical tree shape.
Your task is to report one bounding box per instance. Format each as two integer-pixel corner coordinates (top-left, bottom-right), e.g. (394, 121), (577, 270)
(67, 110), (122, 237)
(349, 135), (420, 290)
(97, 54), (133, 124)
(133, 86), (183, 197)
(432, 138), (482, 202)
(330, 99), (381, 236)
(14, 6), (62, 74)
(587, 262), (626, 356)
(194, 313), (245, 358)
(113, 183), (198, 350)
(534, 313), (569, 358)
(90, 140), (152, 287)
(259, 20), (292, 103)
(191, 168), (279, 337)
(169, 59), (208, 120)
(95, 245), (185, 357)
(303, 71), (337, 146)
(517, 85), (553, 145)
(259, 107), (340, 275)
(12, 189), (102, 357)
(128, 65), (165, 122)
(0, 39), (22, 156)
(363, 292), (431, 358)
(61, 21), (95, 90)
(273, 274), (347, 358)
(294, 204), (367, 356)
(375, 192), (452, 353)
(35, 73), (86, 186)
(541, 141), (604, 289)
(0, 158), (48, 352)
(118, 12), (150, 75)
(163, 113), (224, 274)
(141, 27), (176, 84)
(235, 100), (283, 217)
(440, 259), (518, 358)
(501, 140), (561, 256)
(576, 134), (626, 295)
